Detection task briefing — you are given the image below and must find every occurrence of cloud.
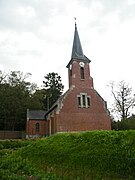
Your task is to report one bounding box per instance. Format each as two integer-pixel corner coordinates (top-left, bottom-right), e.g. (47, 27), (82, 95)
(0, 0), (63, 32)
(0, 0), (135, 99)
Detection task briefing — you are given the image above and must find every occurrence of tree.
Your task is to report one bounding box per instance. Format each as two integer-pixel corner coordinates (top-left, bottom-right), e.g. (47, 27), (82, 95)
(112, 114), (135, 130)
(0, 70), (64, 130)
(29, 89), (45, 110)
(43, 72), (64, 110)
(109, 80), (135, 121)
(0, 71), (38, 131)
(0, 70), (8, 84)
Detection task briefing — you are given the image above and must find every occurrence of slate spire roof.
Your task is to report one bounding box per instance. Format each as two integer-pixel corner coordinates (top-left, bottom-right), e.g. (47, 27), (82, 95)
(71, 22), (84, 60)
(67, 22), (90, 68)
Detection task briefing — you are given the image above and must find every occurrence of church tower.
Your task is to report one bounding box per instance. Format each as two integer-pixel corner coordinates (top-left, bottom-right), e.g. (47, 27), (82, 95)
(67, 22), (93, 90)
(45, 22), (111, 134)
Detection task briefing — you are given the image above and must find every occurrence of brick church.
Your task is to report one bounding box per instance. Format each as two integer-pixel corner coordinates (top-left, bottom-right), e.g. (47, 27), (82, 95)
(26, 23), (111, 138)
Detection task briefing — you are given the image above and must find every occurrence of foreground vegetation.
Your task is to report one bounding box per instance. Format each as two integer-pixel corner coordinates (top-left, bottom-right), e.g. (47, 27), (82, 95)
(1, 130), (135, 179)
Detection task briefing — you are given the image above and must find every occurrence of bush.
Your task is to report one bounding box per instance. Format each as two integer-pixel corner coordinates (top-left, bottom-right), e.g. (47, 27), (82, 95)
(0, 139), (32, 149)
(18, 130), (135, 178)
(0, 143), (4, 150)
(1, 131), (135, 179)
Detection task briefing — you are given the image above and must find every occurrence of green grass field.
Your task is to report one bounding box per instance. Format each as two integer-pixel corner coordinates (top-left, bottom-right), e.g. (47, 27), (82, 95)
(0, 130), (135, 179)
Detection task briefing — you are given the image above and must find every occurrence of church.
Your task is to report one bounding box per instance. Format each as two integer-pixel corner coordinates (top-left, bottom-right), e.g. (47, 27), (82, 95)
(45, 22), (111, 135)
(26, 22), (111, 138)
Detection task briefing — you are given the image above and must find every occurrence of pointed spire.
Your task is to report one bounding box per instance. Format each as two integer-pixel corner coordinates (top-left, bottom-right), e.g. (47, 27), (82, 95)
(66, 20), (90, 68)
(71, 20), (84, 60)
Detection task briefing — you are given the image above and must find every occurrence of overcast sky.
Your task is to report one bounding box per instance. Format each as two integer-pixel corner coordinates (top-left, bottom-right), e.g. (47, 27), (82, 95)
(0, 0), (135, 109)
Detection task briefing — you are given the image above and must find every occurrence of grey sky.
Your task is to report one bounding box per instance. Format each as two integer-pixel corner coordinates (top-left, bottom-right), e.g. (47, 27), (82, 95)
(0, 0), (135, 111)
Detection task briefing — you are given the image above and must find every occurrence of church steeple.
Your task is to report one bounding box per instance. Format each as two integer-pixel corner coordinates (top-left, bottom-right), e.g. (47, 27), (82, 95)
(67, 22), (90, 68)
(67, 22), (93, 89)
(71, 22), (84, 60)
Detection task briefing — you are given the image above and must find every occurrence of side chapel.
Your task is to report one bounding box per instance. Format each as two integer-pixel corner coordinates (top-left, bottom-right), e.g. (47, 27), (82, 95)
(45, 22), (111, 135)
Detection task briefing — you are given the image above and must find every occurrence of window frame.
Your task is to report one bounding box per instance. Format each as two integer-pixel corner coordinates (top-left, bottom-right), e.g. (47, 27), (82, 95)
(77, 93), (91, 108)
(87, 96), (90, 107)
(35, 122), (40, 132)
(82, 94), (86, 107)
(77, 95), (81, 107)
(80, 67), (85, 79)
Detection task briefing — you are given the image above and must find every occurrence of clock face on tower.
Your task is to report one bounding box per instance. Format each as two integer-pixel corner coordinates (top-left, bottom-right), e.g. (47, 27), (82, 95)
(79, 62), (84, 67)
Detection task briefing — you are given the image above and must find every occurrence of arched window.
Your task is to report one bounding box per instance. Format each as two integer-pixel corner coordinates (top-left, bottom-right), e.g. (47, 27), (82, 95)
(80, 67), (85, 79)
(35, 123), (40, 132)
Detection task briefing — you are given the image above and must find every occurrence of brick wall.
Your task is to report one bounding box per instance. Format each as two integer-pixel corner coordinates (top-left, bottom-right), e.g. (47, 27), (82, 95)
(26, 119), (48, 138)
(0, 131), (25, 139)
(54, 86), (111, 132)
(47, 60), (111, 134)
(68, 61), (93, 89)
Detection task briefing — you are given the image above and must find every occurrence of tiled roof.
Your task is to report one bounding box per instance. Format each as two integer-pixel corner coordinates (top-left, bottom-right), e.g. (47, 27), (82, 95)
(71, 23), (84, 60)
(67, 23), (90, 68)
(28, 110), (46, 120)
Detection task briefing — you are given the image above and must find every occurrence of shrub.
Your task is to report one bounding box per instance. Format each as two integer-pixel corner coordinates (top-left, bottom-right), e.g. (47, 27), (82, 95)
(1, 131), (135, 179)
(0, 143), (4, 150)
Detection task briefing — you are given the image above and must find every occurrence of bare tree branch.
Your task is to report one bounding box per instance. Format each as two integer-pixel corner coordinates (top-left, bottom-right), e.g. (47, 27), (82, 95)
(108, 80), (135, 120)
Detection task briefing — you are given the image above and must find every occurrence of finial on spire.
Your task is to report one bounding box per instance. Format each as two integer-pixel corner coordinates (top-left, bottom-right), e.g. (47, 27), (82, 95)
(74, 17), (77, 28)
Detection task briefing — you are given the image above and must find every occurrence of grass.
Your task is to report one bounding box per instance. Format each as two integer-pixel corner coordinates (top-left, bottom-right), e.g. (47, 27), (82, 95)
(1, 130), (135, 179)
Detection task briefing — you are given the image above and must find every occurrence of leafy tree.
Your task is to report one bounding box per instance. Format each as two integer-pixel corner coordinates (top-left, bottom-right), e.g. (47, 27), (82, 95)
(125, 114), (135, 129)
(29, 89), (45, 110)
(7, 71), (37, 93)
(112, 114), (135, 130)
(109, 80), (135, 121)
(0, 71), (38, 131)
(43, 72), (64, 110)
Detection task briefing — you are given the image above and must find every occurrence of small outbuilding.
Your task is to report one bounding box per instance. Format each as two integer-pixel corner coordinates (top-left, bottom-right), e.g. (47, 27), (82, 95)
(26, 109), (49, 138)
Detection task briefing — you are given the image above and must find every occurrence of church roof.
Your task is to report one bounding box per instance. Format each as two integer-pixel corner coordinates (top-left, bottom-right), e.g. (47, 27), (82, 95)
(27, 110), (46, 120)
(71, 23), (84, 60)
(67, 23), (90, 68)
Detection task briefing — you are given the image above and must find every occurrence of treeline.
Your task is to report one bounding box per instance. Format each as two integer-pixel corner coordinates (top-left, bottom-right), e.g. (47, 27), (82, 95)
(112, 114), (135, 130)
(1, 70), (135, 131)
(0, 71), (64, 131)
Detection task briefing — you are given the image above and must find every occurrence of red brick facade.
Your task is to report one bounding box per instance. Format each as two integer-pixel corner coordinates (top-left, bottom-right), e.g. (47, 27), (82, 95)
(26, 110), (48, 138)
(26, 120), (48, 138)
(47, 60), (111, 134)
(46, 24), (111, 135)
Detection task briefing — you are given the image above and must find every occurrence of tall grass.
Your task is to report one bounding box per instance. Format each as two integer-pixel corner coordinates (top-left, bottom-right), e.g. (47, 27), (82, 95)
(1, 130), (135, 179)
